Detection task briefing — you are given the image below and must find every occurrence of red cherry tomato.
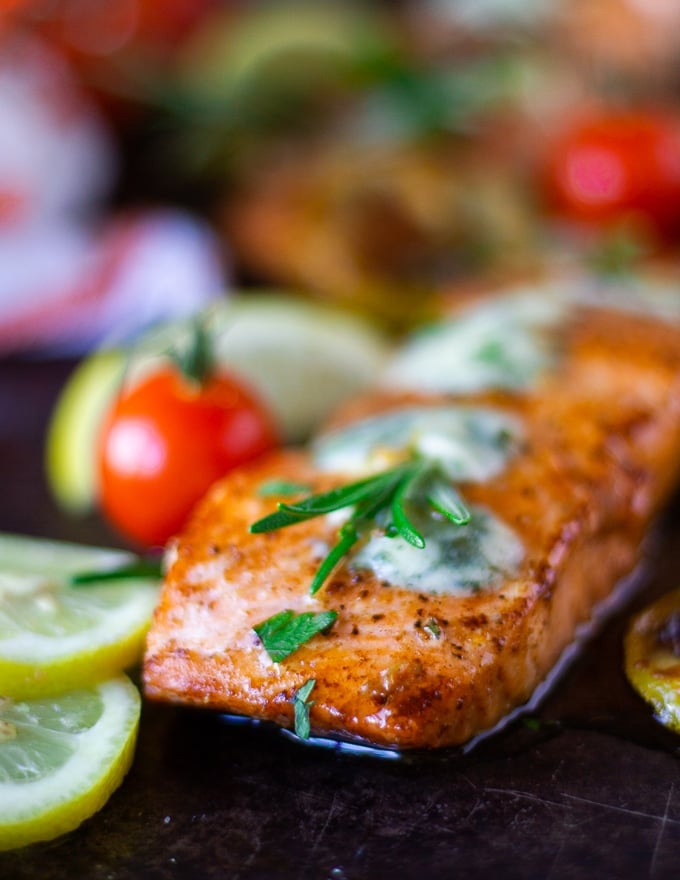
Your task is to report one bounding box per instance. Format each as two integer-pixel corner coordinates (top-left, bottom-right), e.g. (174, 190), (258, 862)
(15, 0), (217, 117)
(542, 110), (680, 239)
(20, 0), (216, 53)
(98, 368), (278, 548)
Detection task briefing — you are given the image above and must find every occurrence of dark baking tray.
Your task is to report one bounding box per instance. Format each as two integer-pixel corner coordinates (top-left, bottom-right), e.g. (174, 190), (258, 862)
(2, 358), (679, 880)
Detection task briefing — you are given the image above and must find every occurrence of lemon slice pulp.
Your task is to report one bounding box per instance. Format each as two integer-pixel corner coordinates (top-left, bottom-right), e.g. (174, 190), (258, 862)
(0, 675), (140, 851)
(0, 533), (159, 699)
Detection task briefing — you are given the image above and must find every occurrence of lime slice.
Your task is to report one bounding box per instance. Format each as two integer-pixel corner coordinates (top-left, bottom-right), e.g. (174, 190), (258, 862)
(0, 675), (140, 851)
(625, 588), (680, 733)
(0, 533), (159, 699)
(45, 349), (126, 515)
(45, 293), (391, 515)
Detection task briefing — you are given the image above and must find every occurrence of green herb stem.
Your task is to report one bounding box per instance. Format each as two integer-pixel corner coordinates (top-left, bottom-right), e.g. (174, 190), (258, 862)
(310, 522), (359, 596)
(293, 679), (316, 739)
(426, 477), (471, 525)
(250, 459), (473, 596)
(390, 463), (427, 549)
(168, 316), (216, 385)
(69, 557), (163, 586)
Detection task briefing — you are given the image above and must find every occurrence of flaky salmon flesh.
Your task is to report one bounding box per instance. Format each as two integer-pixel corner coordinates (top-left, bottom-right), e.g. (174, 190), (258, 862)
(143, 291), (680, 749)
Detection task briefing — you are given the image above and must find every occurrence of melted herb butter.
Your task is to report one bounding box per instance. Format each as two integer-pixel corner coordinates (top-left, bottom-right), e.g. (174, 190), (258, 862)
(438, 0), (557, 30)
(352, 505), (523, 595)
(380, 290), (568, 394)
(313, 405), (523, 481)
(569, 275), (680, 324)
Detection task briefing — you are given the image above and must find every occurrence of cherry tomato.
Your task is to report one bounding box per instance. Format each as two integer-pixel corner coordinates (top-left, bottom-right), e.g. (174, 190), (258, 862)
(98, 368), (278, 548)
(21, 0), (216, 53)
(541, 110), (680, 239)
(15, 0), (217, 117)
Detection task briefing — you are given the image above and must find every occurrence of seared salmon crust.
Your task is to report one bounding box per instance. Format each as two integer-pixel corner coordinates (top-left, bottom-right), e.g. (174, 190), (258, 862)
(143, 299), (680, 749)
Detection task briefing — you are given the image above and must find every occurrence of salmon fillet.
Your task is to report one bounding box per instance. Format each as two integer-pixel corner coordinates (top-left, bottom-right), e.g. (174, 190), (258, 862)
(143, 287), (680, 749)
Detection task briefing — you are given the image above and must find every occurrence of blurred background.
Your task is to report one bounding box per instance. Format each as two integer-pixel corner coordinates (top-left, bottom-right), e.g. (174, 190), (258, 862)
(3, 0), (680, 353)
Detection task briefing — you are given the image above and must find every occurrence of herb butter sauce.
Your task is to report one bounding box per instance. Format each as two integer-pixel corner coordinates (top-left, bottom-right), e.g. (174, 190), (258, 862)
(380, 291), (568, 394)
(312, 405), (525, 595)
(313, 405), (523, 481)
(352, 505), (524, 595)
(379, 277), (680, 398)
(569, 274), (680, 323)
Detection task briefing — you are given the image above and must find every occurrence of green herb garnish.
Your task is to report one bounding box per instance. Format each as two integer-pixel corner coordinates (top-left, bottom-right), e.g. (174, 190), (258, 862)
(69, 557), (163, 586)
(168, 316), (216, 385)
(257, 479), (312, 497)
(588, 226), (648, 279)
(423, 618), (441, 639)
(253, 609), (338, 662)
(293, 679), (316, 739)
(250, 460), (470, 594)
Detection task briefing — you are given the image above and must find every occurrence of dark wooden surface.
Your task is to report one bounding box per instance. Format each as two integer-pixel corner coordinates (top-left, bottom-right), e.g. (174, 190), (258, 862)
(1, 357), (680, 880)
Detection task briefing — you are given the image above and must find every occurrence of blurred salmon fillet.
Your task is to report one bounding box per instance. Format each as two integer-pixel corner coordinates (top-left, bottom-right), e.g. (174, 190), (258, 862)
(144, 292), (680, 749)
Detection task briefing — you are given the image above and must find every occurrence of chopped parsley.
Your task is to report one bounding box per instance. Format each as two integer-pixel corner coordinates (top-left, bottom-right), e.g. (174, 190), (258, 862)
(293, 679), (316, 739)
(423, 618), (441, 638)
(253, 609), (337, 662)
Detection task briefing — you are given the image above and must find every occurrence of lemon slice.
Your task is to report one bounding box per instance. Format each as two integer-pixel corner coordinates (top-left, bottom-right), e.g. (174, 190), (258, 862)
(0, 533), (159, 699)
(45, 292), (391, 515)
(45, 349), (126, 516)
(624, 588), (680, 733)
(0, 675), (140, 851)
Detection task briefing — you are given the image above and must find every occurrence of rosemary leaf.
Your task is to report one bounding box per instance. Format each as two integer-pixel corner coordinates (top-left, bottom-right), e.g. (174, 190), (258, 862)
(310, 522), (359, 595)
(426, 476), (471, 525)
(308, 468), (410, 595)
(250, 464), (412, 534)
(250, 508), (311, 533)
(278, 465), (410, 517)
(390, 468), (426, 549)
(249, 457), (475, 600)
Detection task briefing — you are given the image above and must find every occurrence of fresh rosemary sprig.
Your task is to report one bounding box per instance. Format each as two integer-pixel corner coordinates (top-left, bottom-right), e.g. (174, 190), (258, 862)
(250, 459), (471, 594)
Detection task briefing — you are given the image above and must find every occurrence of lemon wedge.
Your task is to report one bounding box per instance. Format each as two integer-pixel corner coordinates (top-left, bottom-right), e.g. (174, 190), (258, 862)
(0, 675), (140, 851)
(45, 293), (391, 516)
(624, 588), (680, 733)
(0, 533), (159, 699)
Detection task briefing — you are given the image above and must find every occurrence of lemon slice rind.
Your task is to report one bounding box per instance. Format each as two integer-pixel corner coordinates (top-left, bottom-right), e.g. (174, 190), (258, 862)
(0, 675), (140, 852)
